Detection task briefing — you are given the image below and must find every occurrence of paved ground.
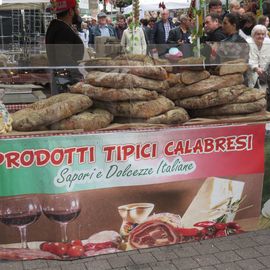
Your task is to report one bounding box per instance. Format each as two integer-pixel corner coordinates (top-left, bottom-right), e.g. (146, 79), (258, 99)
(1, 229), (270, 270)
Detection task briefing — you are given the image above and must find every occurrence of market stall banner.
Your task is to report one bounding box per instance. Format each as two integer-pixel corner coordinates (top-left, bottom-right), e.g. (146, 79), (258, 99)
(0, 123), (268, 261)
(0, 124), (265, 196)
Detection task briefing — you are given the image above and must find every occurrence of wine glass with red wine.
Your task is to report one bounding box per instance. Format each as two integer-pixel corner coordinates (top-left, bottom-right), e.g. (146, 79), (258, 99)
(42, 194), (81, 242)
(0, 196), (41, 249)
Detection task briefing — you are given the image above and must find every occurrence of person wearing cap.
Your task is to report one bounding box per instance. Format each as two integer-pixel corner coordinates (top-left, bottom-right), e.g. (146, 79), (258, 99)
(89, 12), (117, 45)
(46, 0), (84, 95)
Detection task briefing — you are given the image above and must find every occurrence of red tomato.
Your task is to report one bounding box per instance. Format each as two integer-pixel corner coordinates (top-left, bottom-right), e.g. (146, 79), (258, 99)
(67, 245), (85, 257)
(70, 240), (83, 247)
(53, 242), (68, 256)
(40, 242), (55, 253)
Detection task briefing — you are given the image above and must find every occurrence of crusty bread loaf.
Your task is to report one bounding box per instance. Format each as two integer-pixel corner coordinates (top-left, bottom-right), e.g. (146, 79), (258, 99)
(190, 98), (267, 117)
(166, 74), (244, 100)
(175, 85), (246, 109)
(180, 70), (210, 85)
(115, 54), (154, 64)
(50, 108), (113, 131)
(232, 88), (266, 103)
(12, 93), (92, 131)
(177, 57), (205, 70)
(85, 59), (167, 80)
(153, 58), (173, 73)
(70, 82), (158, 101)
(94, 96), (175, 118)
(146, 107), (189, 124)
(85, 71), (169, 92)
(215, 59), (248, 76)
(166, 73), (181, 87)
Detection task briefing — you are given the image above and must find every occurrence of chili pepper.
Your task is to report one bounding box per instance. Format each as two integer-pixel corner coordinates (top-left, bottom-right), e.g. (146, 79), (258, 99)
(176, 228), (199, 237)
(215, 223), (227, 230)
(194, 221), (216, 228)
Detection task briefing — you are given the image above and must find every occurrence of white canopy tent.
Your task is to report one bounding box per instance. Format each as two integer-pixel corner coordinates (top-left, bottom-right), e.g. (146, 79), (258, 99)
(123, 0), (191, 14)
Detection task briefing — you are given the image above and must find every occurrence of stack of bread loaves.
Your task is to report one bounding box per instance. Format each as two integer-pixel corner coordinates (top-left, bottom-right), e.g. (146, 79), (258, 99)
(10, 56), (268, 132)
(168, 60), (266, 119)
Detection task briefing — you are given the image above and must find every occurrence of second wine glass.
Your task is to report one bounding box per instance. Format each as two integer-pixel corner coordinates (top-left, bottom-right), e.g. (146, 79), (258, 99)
(42, 194), (81, 242)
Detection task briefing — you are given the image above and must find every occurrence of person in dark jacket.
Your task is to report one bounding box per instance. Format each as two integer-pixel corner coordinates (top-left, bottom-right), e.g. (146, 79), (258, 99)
(150, 9), (174, 56)
(217, 13), (249, 63)
(115, 14), (127, 40)
(167, 14), (192, 57)
(201, 13), (227, 63)
(203, 13), (227, 42)
(46, 0), (84, 95)
(89, 12), (117, 45)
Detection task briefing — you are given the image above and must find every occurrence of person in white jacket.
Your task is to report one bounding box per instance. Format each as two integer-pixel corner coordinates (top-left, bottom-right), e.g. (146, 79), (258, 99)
(121, 17), (147, 55)
(248, 24), (270, 88)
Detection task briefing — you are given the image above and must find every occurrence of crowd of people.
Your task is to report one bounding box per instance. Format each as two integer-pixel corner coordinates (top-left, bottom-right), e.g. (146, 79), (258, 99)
(76, 0), (270, 90)
(45, 0), (270, 94)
